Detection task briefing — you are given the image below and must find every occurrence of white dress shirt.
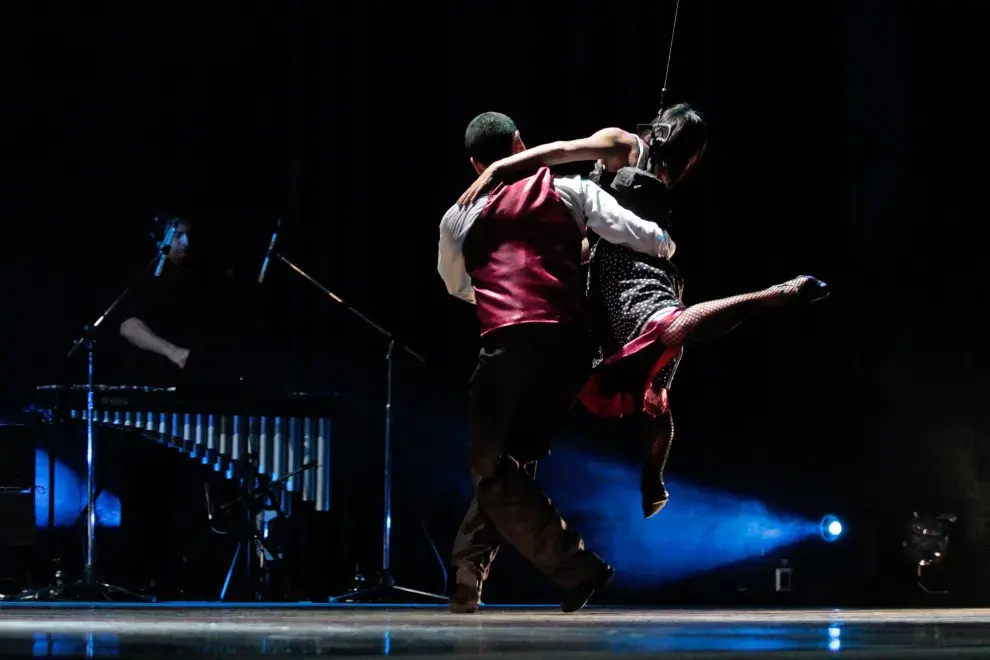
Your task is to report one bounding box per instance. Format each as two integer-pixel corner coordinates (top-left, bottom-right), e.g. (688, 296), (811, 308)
(438, 175), (675, 304)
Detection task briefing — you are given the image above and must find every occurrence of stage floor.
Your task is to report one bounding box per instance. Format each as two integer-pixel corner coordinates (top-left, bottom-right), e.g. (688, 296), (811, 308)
(2, 604), (990, 658)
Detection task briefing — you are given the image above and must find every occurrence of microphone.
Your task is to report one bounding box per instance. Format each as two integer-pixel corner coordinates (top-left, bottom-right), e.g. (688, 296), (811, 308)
(154, 224), (176, 277)
(257, 220), (281, 284)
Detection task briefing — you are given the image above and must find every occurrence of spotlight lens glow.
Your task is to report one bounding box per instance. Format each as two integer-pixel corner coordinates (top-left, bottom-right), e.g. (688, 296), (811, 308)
(819, 514), (843, 542)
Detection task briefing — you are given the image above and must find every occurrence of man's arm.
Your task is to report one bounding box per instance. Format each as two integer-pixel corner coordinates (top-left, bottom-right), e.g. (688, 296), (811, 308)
(119, 318), (189, 368)
(437, 200), (485, 304)
(553, 176), (675, 259)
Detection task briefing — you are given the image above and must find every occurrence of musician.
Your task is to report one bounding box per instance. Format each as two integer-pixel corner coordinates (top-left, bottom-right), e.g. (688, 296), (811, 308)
(117, 217), (195, 378)
(110, 215), (251, 593)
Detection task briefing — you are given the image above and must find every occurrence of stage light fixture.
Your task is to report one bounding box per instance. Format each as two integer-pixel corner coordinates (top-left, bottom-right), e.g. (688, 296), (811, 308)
(902, 511), (956, 568)
(819, 514), (843, 542)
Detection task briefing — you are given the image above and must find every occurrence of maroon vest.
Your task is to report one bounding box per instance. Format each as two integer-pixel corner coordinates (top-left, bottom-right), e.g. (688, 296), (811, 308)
(462, 167), (587, 336)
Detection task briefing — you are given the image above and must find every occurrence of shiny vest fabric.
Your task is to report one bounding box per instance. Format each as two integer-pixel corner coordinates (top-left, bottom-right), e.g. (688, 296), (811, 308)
(462, 167), (586, 336)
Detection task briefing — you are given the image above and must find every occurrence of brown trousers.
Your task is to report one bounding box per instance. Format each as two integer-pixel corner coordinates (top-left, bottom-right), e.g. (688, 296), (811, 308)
(450, 323), (607, 591)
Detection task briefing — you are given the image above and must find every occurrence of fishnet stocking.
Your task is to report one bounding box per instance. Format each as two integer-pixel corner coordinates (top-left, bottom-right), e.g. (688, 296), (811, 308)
(659, 276), (809, 347)
(640, 411), (674, 517)
(643, 411), (675, 478)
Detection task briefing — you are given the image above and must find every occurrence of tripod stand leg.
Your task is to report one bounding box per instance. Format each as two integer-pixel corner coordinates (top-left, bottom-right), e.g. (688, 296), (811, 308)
(99, 581), (153, 601)
(12, 586), (64, 602)
(328, 571), (448, 604)
(391, 585), (447, 601)
(220, 543), (242, 601)
(13, 579), (154, 603)
(328, 584), (448, 604)
(327, 586), (386, 604)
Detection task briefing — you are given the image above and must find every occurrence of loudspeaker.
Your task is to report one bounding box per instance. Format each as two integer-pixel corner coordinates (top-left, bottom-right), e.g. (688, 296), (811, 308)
(0, 424), (36, 547)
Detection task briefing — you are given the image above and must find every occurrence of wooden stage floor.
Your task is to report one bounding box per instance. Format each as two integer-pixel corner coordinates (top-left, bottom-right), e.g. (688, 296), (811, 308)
(2, 603), (990, 658)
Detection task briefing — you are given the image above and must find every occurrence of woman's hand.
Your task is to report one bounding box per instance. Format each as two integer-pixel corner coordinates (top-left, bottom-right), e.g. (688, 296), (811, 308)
(457, 163), (502, 207)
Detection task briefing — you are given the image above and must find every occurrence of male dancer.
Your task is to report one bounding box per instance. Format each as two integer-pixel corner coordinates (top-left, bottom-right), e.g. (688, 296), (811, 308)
(439, 111), (676, 613)
(457, 103), (828, 519)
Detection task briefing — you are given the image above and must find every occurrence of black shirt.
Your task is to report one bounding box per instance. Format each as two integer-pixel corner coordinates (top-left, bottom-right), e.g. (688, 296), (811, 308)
(110, 260), (229, 387)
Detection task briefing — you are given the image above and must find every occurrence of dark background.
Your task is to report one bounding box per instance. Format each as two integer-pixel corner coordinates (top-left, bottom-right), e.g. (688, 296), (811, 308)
(0, 0), (985, 603)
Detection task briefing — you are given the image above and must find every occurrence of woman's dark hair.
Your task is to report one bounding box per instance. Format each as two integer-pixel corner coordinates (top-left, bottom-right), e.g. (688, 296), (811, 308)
(651, 103), (707, 183)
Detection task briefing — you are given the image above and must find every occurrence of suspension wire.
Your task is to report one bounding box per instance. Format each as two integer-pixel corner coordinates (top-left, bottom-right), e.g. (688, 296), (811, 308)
(657, 0), (682, 114)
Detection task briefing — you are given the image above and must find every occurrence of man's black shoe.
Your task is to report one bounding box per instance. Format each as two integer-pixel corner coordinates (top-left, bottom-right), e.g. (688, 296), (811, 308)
(560, 565), (615, 613)
(449, 583), (480, 614)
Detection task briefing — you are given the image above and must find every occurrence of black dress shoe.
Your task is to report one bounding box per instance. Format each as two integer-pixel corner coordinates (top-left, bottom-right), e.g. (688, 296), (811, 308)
(449, 583), (480, 614)
(560, 564), (615, 613)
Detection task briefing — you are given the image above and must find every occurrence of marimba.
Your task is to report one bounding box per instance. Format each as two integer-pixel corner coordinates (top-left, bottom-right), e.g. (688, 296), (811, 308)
(34, 384), (335, 513)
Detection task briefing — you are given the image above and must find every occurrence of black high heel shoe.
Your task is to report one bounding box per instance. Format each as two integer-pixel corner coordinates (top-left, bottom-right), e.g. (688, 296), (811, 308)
(796, 275), (830, 302)
(641, 466), (670, 520)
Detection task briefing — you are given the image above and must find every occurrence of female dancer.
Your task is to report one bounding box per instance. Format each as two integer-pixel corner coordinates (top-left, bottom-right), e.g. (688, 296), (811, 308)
(457, 103), (828, 518)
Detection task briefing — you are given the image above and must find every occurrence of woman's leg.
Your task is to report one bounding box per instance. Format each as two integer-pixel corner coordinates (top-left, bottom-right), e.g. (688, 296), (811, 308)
(640, 410), (675, 519)
(659, 276), (827, 347)
(637, 276), (826, 519)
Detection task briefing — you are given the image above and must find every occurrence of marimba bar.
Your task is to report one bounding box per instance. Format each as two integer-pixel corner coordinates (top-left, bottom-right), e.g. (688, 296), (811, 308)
(69, 408), (332, 512)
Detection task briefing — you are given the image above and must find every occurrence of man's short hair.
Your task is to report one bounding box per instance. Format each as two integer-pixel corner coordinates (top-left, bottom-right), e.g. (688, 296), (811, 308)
(465, 112), (518, 166)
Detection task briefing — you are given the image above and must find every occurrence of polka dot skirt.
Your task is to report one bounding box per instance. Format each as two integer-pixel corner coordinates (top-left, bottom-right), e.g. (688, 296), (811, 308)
(587, 239), (685, 373)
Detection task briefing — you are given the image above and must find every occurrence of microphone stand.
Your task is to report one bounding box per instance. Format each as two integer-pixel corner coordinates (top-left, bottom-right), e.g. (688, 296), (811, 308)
(266, 249), (445, 603)
(16, 251), (166, 602)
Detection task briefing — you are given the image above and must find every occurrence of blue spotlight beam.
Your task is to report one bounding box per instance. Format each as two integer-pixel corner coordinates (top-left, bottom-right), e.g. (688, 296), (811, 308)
(541, 449), (820, 587)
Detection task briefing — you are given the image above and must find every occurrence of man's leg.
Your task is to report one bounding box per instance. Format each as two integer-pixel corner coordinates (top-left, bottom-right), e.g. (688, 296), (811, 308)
(449, 337), (537, 613)
(470, 327), (612, 610)
(449, 497), (499, 612)
(449, 462), (536, 613)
